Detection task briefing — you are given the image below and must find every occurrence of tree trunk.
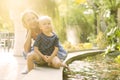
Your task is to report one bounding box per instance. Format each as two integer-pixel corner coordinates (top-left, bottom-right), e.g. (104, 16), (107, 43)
(10, 10), (26, 56)
(66, 25), (79, 44)
(118, 8), (120, 27)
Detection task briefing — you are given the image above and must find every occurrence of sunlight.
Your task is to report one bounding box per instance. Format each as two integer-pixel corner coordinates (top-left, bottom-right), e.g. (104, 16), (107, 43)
(75, 0), (86, 4)
(7, 0), (28, 9)
(3, 0), (29, 21)
(0, 50), (18, 80)
(66, 27), (79, 44)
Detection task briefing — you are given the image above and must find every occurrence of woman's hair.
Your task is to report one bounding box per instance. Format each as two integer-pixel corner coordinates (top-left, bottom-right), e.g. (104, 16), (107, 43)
(21, 10), (39, 29)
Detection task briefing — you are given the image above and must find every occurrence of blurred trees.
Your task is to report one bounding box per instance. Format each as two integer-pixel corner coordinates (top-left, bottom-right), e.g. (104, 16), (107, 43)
(65, 0), (94, 43)
(0, 0), (120, 45)
(87, 0), (120, 32)
(23, 0), (66, 42)
(0, 0), (14, 32)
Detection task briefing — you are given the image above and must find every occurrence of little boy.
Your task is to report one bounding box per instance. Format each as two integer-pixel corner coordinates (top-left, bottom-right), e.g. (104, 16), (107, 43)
(26, 16), (69, 72)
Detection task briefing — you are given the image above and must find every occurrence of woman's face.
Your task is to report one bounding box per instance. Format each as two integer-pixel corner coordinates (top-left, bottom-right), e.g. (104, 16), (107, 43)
(24, 13), (38, 29)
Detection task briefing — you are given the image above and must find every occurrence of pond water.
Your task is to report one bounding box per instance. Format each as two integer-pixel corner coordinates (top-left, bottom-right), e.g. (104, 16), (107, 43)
(64, 53), (120, 80)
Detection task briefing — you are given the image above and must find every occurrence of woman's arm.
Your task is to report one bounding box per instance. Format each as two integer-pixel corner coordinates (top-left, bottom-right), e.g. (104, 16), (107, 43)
(24, 30), (32, 53)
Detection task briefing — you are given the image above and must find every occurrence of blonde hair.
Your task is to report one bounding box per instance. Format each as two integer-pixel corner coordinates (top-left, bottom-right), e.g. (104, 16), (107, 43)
(21, 10), (39, 29)
(38, 16), (54, 32)
(39, 16), (52, 21)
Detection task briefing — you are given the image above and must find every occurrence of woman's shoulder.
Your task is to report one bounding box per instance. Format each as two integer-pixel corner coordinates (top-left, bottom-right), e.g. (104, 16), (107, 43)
(31, 30), (41, 40)
(52, 32), (57, 36)
(53, 32), (58, 38)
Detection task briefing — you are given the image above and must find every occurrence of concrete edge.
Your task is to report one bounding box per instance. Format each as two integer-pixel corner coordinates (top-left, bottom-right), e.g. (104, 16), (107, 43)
(62, 49), (105, 76)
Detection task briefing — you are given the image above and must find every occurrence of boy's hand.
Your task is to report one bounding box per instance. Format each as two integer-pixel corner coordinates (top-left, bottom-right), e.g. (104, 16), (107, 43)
(47, 56), (53, 63)
(42, 55), (53, 65)
(46, 56), (53, 66)
(42, 55), (48, 62)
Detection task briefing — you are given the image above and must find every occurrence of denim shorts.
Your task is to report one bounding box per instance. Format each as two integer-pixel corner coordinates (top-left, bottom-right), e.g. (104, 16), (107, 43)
(57, 44), (67, 61)
(23, 47), (34, 59)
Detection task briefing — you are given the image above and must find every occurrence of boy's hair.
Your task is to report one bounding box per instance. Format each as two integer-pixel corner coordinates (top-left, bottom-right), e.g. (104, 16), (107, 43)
(38, 16), (54, 32)
(21, 10), (39, 29)
(38, 16), (52, 22)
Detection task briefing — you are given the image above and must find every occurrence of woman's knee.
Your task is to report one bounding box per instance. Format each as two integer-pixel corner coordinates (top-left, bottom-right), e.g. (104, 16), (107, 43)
(27, 53), (34, 61)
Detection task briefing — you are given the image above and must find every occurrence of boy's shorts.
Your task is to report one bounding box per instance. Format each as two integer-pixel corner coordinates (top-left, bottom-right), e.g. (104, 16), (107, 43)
(34, 58), (47, 66)
(23, 43), (67, 61)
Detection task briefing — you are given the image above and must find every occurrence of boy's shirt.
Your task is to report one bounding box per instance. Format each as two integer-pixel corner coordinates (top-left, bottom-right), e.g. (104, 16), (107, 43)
(34, 32), (59, 56)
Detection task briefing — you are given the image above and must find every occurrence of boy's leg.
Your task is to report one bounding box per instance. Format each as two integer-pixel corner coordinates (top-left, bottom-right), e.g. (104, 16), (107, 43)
(50, 56), (68, 68)
(51, 56), (70, 71)
(27, 52), (42, 72)
(50, 56), (61, 68)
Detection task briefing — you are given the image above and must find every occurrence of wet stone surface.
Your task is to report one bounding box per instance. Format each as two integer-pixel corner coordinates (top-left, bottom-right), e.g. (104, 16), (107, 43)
(64, 53), (120, 80)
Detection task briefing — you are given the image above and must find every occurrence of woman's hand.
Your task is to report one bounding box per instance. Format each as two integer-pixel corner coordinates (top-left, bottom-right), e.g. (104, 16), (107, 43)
(24, 29), (32, 53)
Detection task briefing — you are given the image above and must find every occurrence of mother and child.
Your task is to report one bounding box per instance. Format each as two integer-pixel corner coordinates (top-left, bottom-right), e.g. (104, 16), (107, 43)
(21, 10), (69, 74)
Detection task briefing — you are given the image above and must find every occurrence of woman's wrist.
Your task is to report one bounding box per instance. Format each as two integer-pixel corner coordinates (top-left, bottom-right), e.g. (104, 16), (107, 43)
(28, 29), (32, 34)
(27, 30), (32, 38)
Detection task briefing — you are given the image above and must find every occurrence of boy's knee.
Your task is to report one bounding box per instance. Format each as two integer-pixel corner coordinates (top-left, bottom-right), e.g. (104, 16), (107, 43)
(52, 63), (61, 69)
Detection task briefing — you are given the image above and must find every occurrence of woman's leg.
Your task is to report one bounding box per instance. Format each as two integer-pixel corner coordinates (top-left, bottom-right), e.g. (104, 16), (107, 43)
(58, 42), (67, 61)
(23, 47), (34, 59)
(27, 52), (42, 72)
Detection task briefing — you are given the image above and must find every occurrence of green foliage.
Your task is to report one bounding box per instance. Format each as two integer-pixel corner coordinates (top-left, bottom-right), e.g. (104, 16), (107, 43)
(103, 0), (120, 25)
(28, 0), (67, 42)
(115, 55), (120, 64)
(105, 27), (120, 57)
(66, 1), (94, 42)
(106, 27), (120, 46)
(87, 33), (96, 43)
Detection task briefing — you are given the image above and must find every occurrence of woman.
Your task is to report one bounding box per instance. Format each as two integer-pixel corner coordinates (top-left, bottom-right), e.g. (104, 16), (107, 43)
(21, 10), (67, 61)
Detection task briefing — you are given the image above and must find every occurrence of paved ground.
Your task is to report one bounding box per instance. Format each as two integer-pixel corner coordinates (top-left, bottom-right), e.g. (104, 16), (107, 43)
(23, 67), (63, 80)
(0, 47), (102, 80)
(0, 48), (26, 80)
(0, 48), (64, 80)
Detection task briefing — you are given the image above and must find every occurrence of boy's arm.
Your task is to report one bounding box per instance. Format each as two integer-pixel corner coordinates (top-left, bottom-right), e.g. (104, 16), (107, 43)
(51, 35), (59, 58)
(34, 46), (48, 62)
(51, 47), (58, 58)
(47, 47), (58, 63)
(47, 35), (59, 63)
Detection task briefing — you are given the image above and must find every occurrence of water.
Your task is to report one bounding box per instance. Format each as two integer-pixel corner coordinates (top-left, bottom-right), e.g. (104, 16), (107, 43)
(64, 53), (120, 80)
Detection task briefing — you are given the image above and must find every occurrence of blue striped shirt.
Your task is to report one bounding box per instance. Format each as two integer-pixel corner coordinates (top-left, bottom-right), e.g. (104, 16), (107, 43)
(34, 33), (59, 56)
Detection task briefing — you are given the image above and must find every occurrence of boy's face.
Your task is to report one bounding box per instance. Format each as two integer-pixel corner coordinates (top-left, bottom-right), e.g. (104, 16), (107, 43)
(39, 19), (52, 32)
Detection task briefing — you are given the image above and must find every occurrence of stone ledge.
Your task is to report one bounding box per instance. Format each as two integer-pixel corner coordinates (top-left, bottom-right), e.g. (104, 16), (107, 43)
(23, 67), (63, 80)
(23, 49), (105, 80)
(64, 49), (105, 64)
